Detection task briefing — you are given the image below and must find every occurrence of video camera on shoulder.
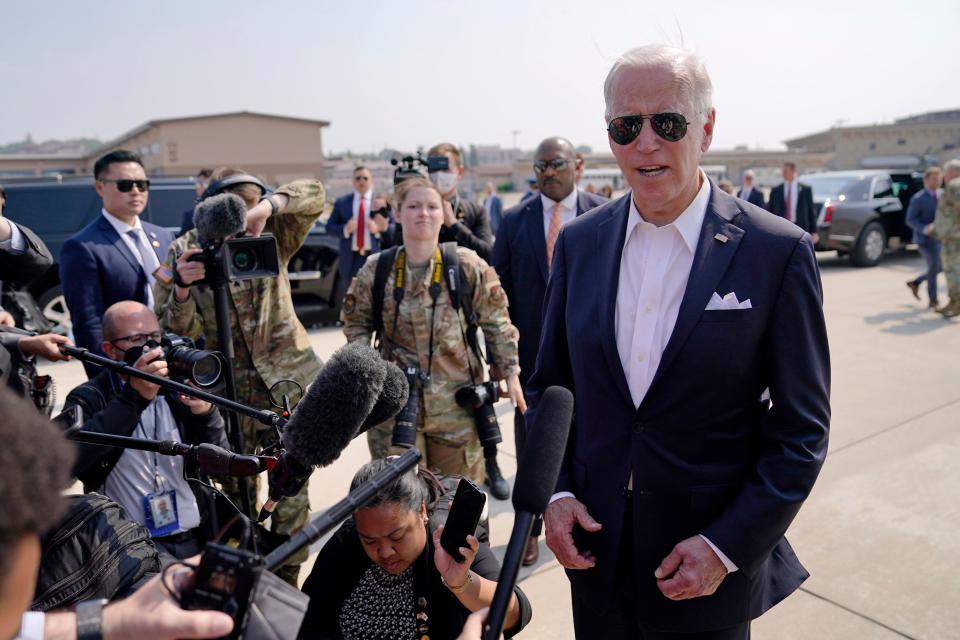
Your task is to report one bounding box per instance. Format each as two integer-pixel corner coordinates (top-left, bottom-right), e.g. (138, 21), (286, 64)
(391, 151), (449, 185)
(123, 333), (223, 389)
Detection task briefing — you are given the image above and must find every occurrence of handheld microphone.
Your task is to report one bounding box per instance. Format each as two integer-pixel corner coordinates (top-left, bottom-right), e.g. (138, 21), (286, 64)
(192, 193), (247, 245)
(258, 343), (408, 522)
(483, 386), (573, 640)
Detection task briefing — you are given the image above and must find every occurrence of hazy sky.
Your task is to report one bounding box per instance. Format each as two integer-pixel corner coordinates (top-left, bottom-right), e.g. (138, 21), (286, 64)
(3, 1), (958, 155)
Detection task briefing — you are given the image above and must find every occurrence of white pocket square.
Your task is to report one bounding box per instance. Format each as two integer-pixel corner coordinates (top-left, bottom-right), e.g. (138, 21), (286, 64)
(705, 291), (752, 311)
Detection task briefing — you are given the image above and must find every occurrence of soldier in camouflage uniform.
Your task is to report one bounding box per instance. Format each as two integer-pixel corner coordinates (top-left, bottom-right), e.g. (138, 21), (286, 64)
(155, 173), (324, 583)
(341, 178), (523, 485)
(934, 160), (960, 318)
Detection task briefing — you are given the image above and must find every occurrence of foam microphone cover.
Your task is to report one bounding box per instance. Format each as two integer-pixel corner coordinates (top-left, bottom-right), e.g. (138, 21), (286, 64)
(358, 362), (409, 433)
(193, 192), (247, 245)
(512, 385), (574, 514)
(283, 342), (387, 468)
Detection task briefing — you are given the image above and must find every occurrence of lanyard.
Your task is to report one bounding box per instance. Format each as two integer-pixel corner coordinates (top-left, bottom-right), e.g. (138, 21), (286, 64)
(389, 246), (442, 380)
(110, 370), (166, 493)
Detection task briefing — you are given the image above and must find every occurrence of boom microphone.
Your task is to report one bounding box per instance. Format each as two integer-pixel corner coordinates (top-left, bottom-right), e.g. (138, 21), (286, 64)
(484, 386), (574, 640)
(258, 342), (405, 522)
(193, 193), (247, 245)
(359, 361), (409, 431)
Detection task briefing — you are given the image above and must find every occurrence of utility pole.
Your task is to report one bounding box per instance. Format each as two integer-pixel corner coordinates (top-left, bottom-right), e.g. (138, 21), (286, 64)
(512, 130), (520, 150)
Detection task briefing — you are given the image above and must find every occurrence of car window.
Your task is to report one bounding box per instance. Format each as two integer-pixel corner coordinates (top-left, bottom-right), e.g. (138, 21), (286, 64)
(143, 185), (196, 230)
(872, 177), (894, 199)
(4, 186), (100, 234)
(804, 176), (871, 202)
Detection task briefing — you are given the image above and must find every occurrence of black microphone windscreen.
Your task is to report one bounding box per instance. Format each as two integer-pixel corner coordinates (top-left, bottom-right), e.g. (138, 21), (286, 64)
(358, 362), (409, 433)
(512, 386), (574, 513)
(193, 193), (247, 245)
(283, 342), (387, 468)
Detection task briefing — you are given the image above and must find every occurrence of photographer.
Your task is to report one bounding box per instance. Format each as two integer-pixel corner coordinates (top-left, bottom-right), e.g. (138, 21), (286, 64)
(63, 301), (226, 559)
(341, 177), (523, 485)
(155, 169), (325, 583)
(427, 143), (494, 261)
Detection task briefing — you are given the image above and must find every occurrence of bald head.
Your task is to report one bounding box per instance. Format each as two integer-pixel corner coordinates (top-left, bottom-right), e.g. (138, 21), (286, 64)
(534, 137), (579, 202)
(102, 301), (160, 342)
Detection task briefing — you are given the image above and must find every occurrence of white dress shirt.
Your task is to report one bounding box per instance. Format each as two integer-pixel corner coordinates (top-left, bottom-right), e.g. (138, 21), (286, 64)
(551, 175), (738, 572)
(540, 188), (579, 237)
(102, 209), (160, 309)
(0, 220), (26, 253)
(783, 180), (799, 222)
(348, 190), (374, 252)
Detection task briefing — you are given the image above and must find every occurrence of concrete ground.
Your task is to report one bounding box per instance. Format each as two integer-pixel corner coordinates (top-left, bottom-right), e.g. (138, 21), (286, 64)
(41, 249), (959, 639)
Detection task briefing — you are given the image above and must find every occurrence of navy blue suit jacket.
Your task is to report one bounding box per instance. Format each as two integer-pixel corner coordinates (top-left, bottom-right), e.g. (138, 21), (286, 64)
(60, 215), (173, 376)
(526, 186), (830, 631)
(737, 186), (766, 210)
(327, 193), (390, 282)
(491, 191), (607, 387)
(485, 194), (504, 236)
(905, 189), (939, 246)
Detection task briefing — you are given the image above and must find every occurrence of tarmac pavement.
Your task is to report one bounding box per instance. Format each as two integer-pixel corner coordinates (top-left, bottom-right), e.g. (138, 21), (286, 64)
(41, 249), (959, 639)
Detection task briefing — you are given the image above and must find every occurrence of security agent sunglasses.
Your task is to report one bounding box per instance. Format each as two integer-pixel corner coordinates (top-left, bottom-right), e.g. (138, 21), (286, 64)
(607, 112), (691, 145)
(533, 158), (574, 173)
(100, 178), (151, 193)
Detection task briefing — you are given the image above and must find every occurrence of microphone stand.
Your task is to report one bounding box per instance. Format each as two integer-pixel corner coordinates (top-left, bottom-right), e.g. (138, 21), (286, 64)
(483, 513), (535, 640)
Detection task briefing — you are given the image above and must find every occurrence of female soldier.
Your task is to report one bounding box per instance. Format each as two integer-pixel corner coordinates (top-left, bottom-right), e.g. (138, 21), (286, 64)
(341, 178), (524, 484)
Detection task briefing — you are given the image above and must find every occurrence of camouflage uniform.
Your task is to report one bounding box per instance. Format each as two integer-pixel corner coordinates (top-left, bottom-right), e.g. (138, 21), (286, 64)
(934, 176), (960, 316)
(155, 179), (325, 576)
(342, 246), (519, 484)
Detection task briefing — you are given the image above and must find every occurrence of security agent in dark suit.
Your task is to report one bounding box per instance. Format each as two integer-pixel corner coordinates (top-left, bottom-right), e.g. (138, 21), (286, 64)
(528, 45), (830, 639)
(768, 161), (819, 241)
(484, 182), (504, 236)
(427, 142), (494, 262)
(492, 136), (606, 566)
(905, 166), (943, 307)
(735, 169), (766, 210)
(59, 150), (174, 377)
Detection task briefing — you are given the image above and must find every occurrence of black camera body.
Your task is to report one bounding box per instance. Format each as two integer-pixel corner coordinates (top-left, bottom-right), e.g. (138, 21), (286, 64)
(123, 333), (223, 388)
(455, 381), (503, 447)
(187, 235), (281, 285)
(391, 152), (450, 185)
(392, 366), (425, 449)
(181, 543), (263, 640)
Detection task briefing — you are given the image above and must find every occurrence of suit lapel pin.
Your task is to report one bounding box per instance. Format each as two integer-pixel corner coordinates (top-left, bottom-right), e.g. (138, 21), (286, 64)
(151, 240), (161, 248)
(714, 233), (729, 243)
(149, 231), (157, 238)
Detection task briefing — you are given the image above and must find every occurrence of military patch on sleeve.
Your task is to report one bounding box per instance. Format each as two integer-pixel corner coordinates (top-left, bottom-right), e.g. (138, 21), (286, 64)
(343, 293), (357, 315)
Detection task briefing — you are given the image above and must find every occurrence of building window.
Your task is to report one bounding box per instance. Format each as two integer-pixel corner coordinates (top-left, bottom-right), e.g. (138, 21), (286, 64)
(151, 142), (161, 155)
(167, 141), (178, 163)
(897, 139), (906, 146)
(868, 142), (876, 151)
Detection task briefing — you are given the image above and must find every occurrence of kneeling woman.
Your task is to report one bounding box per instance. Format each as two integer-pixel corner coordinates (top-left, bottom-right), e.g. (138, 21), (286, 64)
(299, 460), (532, 639)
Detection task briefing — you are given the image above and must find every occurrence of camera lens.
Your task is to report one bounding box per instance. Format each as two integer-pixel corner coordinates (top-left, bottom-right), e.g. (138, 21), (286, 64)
(474, 403), (502, 447)
(392, 368), (421, 449)
(232, 249), (257, 272)
(190, 353), (223, 388)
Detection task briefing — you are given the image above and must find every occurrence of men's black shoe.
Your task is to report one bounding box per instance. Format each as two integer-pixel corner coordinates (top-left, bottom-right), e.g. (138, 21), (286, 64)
(485, 457), (510, 500)
(906, 280), (920, 300)
(929, 299), (939, 309)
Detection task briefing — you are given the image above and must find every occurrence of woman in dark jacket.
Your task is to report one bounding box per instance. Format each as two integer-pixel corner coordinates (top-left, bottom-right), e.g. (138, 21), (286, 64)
(299, 459), (532, 639)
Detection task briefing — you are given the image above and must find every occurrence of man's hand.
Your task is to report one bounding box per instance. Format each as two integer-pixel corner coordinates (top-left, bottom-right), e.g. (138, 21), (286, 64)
(457, 608), (503, 640)
(544, 497), (602, 569)
(100, 559), (234, 640)
(654, 535), (728, 600)
(500, 375), (527, 413)
(370, 212), (390, 234)
(18, 333), (72, 361)
(0, 309), (14, 326)
(177, 381), (213, 415)
(442, 199), (458, 227)
(344, 218), (358, 236)
(810, 232), (820, 245)
(129, 347), (168, 401)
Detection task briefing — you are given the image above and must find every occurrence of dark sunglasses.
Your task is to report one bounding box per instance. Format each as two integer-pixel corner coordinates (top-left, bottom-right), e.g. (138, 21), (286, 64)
(354, 175), (370, 181)
(101, 179), (151, 193)
(607, 113), (691, 144)
(533, 158), (574, 173)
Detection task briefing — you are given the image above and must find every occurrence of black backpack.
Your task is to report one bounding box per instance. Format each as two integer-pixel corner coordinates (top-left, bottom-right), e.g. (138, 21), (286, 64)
(31, 493), (160, 611)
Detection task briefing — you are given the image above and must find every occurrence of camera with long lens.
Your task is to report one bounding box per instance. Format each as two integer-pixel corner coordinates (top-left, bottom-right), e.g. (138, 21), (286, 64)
(391, 152), (449, 186)
(454, 381), (503, 447)
(123, 333), (224, 388)
(187, 235), (281, 285)
(391, 366), (425, 448)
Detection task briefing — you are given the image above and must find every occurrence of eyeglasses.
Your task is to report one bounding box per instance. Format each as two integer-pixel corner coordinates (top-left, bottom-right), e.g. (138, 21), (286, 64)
(354, 176), (370, 181)
(109, 331), (163, 348)
(100, 179), (151, 193)
(607, 113), (691, 145)
(533, 158), (573, 173)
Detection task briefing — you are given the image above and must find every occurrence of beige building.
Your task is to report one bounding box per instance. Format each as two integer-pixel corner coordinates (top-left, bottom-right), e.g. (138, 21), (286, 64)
(0, 111), (329, 184)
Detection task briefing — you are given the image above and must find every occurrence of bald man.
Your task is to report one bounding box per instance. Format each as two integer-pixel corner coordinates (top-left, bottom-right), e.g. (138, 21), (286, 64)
(63, 301), (227, 559)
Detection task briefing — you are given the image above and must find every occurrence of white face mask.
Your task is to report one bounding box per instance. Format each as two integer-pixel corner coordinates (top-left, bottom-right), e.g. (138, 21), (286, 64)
(429, 170), (458, 194)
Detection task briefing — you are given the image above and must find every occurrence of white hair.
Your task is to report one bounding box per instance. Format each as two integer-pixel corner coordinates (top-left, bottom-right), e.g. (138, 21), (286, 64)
(603, 44), (713, 124)
(743, 169), (755, 180)
(943, 159), (960, 176)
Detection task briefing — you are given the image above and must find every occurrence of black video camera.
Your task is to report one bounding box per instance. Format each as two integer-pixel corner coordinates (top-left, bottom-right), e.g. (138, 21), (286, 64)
(391, 152), (449, 186)
(186, 235), (281, 286)
(392, 366), (426, 448)
(455, 381), (503, 447)
(123, 333), (223, 388)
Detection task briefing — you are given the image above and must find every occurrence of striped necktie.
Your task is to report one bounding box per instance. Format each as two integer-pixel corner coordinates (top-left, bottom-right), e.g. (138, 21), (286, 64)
(546, 202), (562, 271)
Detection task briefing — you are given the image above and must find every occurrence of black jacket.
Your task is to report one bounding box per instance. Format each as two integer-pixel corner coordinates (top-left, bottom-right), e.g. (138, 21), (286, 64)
(438, 197), (494, 262)
(64, 369), (227, 492)
(0, 221), (53, 287)
(299, 519), (532, 639)
(768, 182), (817, 234)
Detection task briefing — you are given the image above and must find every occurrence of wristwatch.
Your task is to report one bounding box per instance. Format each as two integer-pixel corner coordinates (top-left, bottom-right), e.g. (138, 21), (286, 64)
(76, 598), (109, 640)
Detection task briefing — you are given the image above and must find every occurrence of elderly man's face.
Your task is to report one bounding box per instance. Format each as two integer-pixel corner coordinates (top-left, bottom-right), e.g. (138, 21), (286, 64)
(607, 65), (714, 221)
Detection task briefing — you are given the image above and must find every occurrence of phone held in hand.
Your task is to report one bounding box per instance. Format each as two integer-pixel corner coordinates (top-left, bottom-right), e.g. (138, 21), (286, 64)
(440, 478), (486, 562)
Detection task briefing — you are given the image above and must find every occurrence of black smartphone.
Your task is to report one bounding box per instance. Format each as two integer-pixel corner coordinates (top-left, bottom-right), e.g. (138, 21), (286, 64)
(52, 405), (82, 435)
(439, 478), (486, 562)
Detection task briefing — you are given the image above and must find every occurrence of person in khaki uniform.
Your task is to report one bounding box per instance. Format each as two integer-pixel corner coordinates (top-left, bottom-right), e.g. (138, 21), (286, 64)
(154, 170), (324, 584)
(933, 160), (960, 318)
(341, 177), (524, 484)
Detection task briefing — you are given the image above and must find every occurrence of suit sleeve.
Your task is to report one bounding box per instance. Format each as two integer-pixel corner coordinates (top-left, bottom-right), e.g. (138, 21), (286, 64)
(905, 194), (925, 235)
(59, 238), (105, 356)
(491, 219), (514, 323)
(524, 227), (576, 494)
(450, 203), (493, 261)
(0, 223), (53, 286)
(702, 235), (830, 577)
(326, 198), (348, 238)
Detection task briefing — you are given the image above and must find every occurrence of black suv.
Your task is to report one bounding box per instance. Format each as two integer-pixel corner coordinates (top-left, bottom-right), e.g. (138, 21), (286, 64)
(806, 170), (923, 267)
(2, 178), (341, 332)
